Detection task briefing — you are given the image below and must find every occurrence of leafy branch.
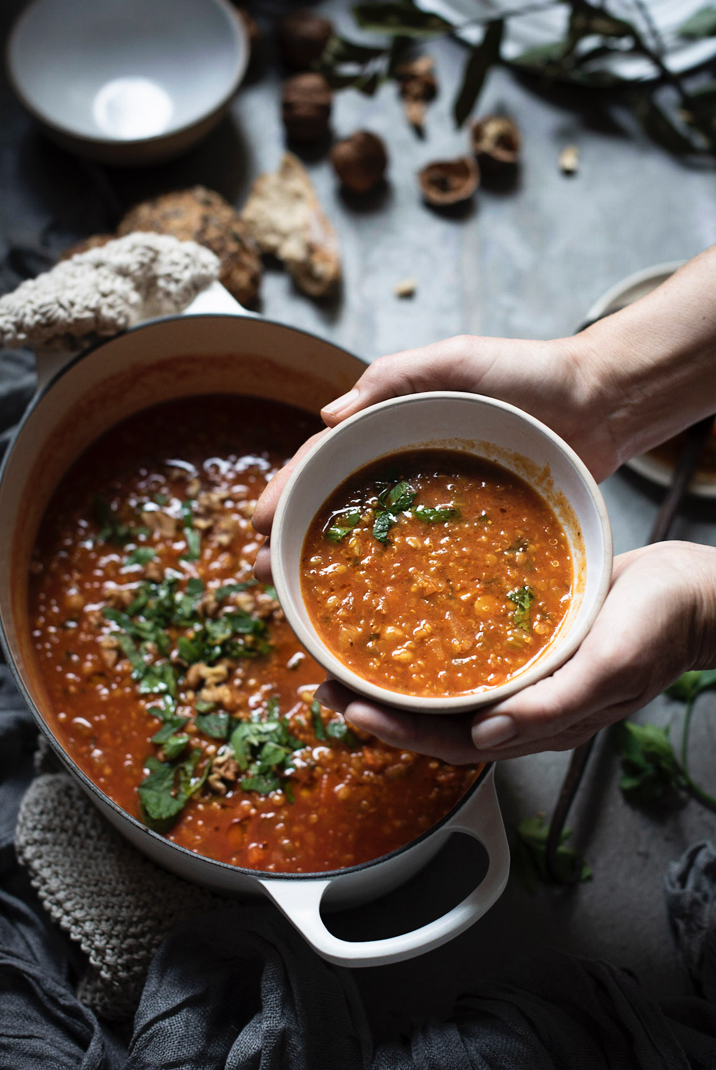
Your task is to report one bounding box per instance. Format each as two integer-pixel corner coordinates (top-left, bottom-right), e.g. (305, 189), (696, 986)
(316, 0), (716, 155)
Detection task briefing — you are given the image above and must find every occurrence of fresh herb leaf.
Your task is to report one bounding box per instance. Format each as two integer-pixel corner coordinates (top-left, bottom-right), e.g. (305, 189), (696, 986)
(373, 480), (416, 543)
(326, 718), (360, 748)
(163, 733), (189, 761)
(507, 585), (535, 631)
(216, 580), (257, 601)
(124, 547), (156, 567)
(195, 712), (230, 739)
(181, 528), (201, 562)
(93, 495), (139, 546)
(510, 815), (592, 892)
(263, 585), (277, 601)
(311, 699), (327, 741)
(186, 577), (204, 596)
(151, 717), (189, 743)
(414, 504), (460, 523)
(137, 757), (187, 831)
(326, 511), (361, 542)
(666, 670), (716, 702)
(177, 636), (202, 664)
(194, 699), (216, 714)
(241, 773), (282, 795)
(612, 721), (686, 804)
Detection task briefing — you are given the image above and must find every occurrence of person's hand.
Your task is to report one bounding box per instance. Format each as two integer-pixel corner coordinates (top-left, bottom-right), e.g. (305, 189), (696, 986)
(253, 332), (615, 582)
(311, 542), (716, 763)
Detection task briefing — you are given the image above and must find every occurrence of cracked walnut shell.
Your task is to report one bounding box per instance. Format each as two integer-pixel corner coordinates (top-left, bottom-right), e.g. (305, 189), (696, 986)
(282, 72), (332, 144)
(330, 131), (387, 193)
(471, 115), (521, 169)
(418, 156), (479, 206)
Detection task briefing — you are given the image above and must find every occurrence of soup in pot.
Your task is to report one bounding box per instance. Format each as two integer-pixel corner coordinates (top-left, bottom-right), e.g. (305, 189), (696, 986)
(29, 396), (480, 873)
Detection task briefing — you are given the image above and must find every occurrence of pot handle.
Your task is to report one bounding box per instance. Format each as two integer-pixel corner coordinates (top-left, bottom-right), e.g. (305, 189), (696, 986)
(180, 279), (258, 319)
(259, 767), (509, 968)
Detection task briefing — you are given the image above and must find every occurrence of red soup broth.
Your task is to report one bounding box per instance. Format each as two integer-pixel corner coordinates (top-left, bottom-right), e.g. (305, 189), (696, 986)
(29, 397), (480, 873)
(301, 449), (573, 697)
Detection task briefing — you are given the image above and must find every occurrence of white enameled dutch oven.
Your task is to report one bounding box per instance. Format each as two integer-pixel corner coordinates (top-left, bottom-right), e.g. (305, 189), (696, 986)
(0, 282), (510, 967)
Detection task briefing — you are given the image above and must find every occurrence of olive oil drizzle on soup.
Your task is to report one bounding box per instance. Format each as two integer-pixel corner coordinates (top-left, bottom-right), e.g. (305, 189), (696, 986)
(301, 450), (573, 697)
(29, 397), (479, 873)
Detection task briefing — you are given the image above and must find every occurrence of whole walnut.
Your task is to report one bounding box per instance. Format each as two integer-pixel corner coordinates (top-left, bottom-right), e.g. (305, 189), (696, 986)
(330, 131), (387, 193)
(282, 72), (332, 144)
(279, 9), (333, 69)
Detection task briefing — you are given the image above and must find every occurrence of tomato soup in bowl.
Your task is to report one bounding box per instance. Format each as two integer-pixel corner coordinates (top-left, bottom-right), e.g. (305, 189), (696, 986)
(271, 392), (613, 714)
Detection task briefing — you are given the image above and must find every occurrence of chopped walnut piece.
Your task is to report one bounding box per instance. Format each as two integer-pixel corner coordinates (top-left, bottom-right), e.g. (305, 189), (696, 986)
(193, 517), (214, 532)
(254, 591), (281, 619)
(234, 591), (256, 614)
(197, 490), (229, 515)
(98, 635), (120, 669)
(186, 477), (201, 498)
(199, 588), (219, 618)
(102, 586), (135, 609)
(85, 609), (103, 629)
(559, 145), (579, 175)
(141, 509), (176, 538)
(213, 514), (239, 547)
(185, 660), (230, 689)
(144, 559), (164, 582)
(396, 56), (437, 132)
(199, 683), (238, 710)
(207, 772), (228, 795)
(212, 747), (240, 783)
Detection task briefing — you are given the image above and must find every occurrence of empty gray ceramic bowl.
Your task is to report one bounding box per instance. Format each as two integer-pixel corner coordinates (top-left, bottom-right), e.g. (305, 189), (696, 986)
(6, 0), (249, 166)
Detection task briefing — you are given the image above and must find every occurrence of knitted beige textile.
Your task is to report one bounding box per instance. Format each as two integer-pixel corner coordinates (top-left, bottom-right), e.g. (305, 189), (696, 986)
(15, 772), (227, 1022)
(0, 232), (220, 351)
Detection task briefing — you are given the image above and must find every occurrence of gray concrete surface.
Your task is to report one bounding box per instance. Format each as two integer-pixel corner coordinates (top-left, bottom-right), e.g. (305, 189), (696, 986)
(1, 0), (716, 1043)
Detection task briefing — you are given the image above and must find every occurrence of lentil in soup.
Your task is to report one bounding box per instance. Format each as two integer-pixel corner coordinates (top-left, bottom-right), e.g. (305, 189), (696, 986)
(301, 450), (573, 697)
(29, 397), (479, 873)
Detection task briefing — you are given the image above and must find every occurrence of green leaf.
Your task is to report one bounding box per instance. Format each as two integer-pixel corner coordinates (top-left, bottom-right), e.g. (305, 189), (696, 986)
(322, 34), (388, 64)
(93, 495), (135, 545)
(352, 2), (452, 38)
(216, 580), (256, 601)
(612, 721), (686, 803)
(195, 711), (230, 739)
(510, 815), (592, 892)
(186, 577), (204, 596)
(311, 699), (327, 741)
(512, 40), (567, 70)
(453, 19), (504, 128)
(163, 733), (189, 761)
(177, 636), (202, 664)
(382, 481), (416, 512)
(151, 717), (189, 743)
(414, 504), (460, 523)
(568, 3), (635, 40)
(326, 718), (360, 748)
(667, 669), (716, 702)
(260, 741), (290, 767)
(507, 586), (535, 631)
(372, 510), (396, 544)
(241, 773), (282, 795)
(326, 511), (361, 543)
(124, 547), (156, 567)
(137, 757), (186, 831)
(181, 528), (201, 562)
(679, 5), (716, 38)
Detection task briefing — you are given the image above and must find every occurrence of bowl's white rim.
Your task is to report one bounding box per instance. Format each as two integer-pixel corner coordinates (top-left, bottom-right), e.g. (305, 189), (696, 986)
(5, 0), (248, 147)
(271, 391), (614, 714)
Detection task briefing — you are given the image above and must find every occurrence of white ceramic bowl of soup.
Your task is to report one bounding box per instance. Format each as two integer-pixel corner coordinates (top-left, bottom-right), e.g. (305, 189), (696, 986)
(271, 392), (613, 714)
(6, 0), (248, 165)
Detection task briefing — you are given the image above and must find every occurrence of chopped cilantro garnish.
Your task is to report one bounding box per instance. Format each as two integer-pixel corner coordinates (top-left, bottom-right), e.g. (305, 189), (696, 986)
(507, 586), (535, 631)
(124, 547), (156, 567)
(94, 495), (148, 546)
(373, 480), (416, 544)
(326, 718), (360, 748)
(229, 712), (304, 796)
(310, 699), (327, 741)
(195, 711), (231, 739)
(414, 504), (460, 523)
(326, 511), (361, 543)
(151, 716), (189, 743)
(137, 748), (206, 832)
(180, 500), (201, 562)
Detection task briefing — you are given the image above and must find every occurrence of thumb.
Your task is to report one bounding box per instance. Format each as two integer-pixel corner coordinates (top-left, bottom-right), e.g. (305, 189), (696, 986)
(321, 337), (491, 426)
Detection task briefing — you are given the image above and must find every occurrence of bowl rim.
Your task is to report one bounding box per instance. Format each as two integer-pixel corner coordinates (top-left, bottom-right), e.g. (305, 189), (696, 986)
(271, 390), (614, 714)
(5, 0), (248, 147)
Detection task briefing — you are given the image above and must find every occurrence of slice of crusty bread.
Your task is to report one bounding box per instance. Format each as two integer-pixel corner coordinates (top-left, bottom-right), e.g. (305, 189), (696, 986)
(241, 153), (340, 298)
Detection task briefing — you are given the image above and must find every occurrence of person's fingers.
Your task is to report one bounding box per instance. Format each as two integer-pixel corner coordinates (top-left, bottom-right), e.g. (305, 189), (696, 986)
(321, 337), (498, 426)
(253, 541), (272, 585)
(252, 429), (329, 536)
